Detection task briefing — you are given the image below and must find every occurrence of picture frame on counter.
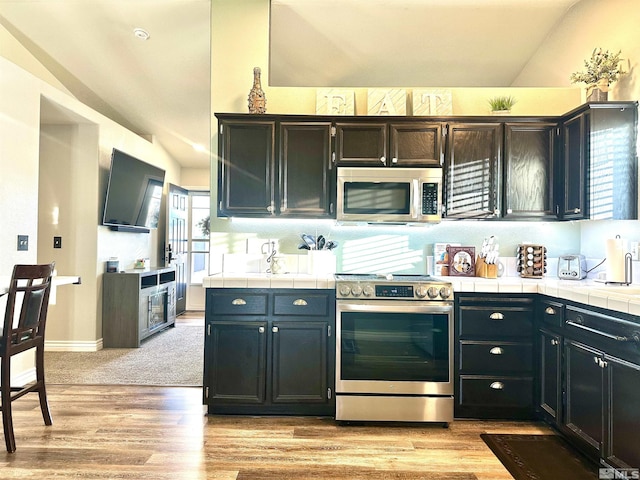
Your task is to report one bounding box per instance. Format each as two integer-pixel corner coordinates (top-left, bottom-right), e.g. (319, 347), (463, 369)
(447, 246), (476, 277)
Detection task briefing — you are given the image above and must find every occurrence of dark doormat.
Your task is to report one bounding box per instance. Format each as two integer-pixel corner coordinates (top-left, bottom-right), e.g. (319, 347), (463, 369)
(481, 434), (598, 480)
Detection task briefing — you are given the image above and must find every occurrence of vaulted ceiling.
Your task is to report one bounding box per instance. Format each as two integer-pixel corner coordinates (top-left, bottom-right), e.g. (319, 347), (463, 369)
(0, 0), (582, 169)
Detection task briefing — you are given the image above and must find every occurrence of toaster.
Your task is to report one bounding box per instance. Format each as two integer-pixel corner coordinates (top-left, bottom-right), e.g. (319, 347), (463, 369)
(558, 254), (587, 280)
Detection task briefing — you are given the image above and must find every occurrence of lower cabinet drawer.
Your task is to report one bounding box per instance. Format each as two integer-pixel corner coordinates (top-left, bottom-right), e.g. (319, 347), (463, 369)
(273, 293), (330, 316)
(458, 376), (533, 408)
(208, 292), (268, 316)
(459, 341), (532, 373)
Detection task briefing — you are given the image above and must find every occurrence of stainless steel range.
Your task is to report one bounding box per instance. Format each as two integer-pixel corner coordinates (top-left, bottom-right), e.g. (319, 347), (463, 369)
(334, 273), (454, 424)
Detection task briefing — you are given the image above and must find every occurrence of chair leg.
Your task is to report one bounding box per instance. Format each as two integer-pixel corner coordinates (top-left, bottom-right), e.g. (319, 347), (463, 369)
(1, 358), (16, 453)
(35, 346), (52, 426)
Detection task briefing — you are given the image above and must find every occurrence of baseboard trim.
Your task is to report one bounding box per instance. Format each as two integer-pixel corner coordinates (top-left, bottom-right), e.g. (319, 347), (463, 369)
(45, 338), (103, 352)
(13, 367), (36, 385)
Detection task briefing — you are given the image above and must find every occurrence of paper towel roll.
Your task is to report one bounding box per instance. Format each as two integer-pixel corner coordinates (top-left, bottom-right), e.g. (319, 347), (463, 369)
(606, 237), (627, 283)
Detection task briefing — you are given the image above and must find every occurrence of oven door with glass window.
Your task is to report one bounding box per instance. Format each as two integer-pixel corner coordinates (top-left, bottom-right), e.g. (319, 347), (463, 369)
(336, 301), (454, 396)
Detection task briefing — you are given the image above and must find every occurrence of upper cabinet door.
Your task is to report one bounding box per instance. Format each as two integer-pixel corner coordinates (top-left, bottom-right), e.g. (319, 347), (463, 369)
(560, 112), (587, 220)
(558, 102), (638, 221)
(389, 122), (443, 167)
(218, 120), (276, 217)
(335, 121), (442, 167)
(444, 123), (502, 218)
(335, 122), (387, 166)
(279, 122), (333, 218)
(503, 123), (556, 219)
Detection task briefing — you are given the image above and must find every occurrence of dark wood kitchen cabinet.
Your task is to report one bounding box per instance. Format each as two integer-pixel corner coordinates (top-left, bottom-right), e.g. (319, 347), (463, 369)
(560, 304), (640, 470)
(558, 102), (638, 220)
(334, 120), (443, 167)
(443, 123), (502, 219)
(503, 122), (556, 219)
(455, 294), (534, 419)
(216, 115), (333, 218)
(536, 298), (564, 426)
(563, 338), (605, 457)
(217, 118), (275, 217)
(204, 288), (335, 415)
(279, 122), (333, 217)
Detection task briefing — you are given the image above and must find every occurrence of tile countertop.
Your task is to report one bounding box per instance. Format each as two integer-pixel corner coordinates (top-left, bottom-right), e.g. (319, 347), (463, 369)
(443, 276), (640, 316)
(204, 273), (640, 317)
(203, 273), (335, 290)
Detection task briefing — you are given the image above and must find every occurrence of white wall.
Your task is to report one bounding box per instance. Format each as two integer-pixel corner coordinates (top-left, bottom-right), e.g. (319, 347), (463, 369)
(0, 55), (183, 385)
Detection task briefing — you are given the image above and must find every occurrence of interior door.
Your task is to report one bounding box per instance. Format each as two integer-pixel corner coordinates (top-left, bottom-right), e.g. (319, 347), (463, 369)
(166, 183), (188, 315)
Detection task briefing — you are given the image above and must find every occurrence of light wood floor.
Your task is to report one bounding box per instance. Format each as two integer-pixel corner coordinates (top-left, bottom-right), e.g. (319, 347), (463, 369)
(1, 384), (553, 479)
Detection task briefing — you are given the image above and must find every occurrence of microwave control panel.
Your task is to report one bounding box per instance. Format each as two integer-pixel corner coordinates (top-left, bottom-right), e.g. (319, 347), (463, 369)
(422, 183), (439, 215)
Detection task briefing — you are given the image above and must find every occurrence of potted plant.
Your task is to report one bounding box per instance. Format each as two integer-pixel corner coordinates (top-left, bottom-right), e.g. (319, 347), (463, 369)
(570, 48), (627, 101)
(488, 95), (517, 115)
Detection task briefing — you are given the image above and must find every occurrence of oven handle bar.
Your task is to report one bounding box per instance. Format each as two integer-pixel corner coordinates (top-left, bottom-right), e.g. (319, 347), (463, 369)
(337, 300), (453, 314)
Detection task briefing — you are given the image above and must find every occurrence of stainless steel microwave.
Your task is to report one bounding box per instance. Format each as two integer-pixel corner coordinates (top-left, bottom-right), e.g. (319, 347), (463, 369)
(336, 167), (442, 224)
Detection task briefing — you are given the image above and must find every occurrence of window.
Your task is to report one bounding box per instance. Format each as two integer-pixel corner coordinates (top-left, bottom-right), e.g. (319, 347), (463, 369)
(190, 192), (210, 284)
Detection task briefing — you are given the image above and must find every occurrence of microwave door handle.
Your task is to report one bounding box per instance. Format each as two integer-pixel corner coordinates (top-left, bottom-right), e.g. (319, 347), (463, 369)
(411, 179), (419, 219)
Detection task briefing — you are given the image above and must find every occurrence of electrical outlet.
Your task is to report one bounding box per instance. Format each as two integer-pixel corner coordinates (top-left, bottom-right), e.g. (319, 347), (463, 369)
(53, 236), (62, 249)
(17, 235), (29, 251)
(630, 241), (639, 261)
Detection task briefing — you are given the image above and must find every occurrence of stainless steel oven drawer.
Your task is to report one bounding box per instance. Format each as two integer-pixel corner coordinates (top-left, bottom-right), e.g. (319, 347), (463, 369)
(458, 375), (533, 408)
(459, 341), (532, 374)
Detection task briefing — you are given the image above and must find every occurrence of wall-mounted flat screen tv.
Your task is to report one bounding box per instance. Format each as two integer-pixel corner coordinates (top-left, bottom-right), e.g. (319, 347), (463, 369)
(102, 148), (166, 232)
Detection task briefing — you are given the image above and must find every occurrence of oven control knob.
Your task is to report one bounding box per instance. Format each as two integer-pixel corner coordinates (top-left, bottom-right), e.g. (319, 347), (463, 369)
(426, 286), (440, 299)
(362, 285), (374, 297)
(439, 286), (452, 299)
(338, 284), (352, 297)
(415, 286), (429, 298)
(351, 284), (363, 297)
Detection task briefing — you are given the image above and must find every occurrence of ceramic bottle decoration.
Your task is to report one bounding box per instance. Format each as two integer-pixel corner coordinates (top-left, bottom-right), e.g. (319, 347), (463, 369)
(248, 67), (266, 114)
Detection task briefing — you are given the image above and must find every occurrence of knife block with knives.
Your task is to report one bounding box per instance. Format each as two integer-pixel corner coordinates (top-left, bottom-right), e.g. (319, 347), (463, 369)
(476, 255), (498, 278)
(476, 237), (499, 278)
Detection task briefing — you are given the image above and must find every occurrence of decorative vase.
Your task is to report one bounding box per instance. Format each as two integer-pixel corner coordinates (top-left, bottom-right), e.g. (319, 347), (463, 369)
(248, 67), (266, 114)
(586, 80), (609, 102)
(490, 109), (511, 116)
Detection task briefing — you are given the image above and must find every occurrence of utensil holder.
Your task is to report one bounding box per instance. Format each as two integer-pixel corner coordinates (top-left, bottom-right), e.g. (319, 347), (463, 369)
(307, 250), (336, 275)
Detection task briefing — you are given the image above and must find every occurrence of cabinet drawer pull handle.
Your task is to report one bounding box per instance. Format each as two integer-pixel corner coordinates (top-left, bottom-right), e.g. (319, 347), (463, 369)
(272, 326), (279, 333)
(489, 312), (504, 320)
(489, 347), (503, 355)
(231, 298), (247, 306)
(544, 306), (556, 315)
(551, 339), (559, 346)
(259, 326), (265, 333)
(293, 299), (308, 306)
(380, 156), (386, 164)
(490, 382), (504, 390)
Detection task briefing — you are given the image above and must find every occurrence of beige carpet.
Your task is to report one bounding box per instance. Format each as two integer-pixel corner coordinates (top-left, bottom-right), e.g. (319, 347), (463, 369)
(44, 324), (204, 386)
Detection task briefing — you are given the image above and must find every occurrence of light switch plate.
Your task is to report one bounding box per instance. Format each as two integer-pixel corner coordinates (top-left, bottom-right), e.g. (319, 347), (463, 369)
(17, 235), (29, 251)
(630, 241), (639, 261)
(54, 236), (62, 248)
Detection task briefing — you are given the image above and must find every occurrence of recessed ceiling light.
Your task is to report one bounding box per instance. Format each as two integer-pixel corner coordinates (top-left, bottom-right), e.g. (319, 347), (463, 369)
(133, 28), (150, 40)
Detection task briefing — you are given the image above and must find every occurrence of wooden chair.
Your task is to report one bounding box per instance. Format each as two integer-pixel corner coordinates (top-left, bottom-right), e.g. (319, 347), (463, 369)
(0, 262), (55, 453)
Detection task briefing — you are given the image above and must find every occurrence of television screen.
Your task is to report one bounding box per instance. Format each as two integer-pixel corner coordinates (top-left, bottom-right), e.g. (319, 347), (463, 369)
(102, 148), (166, 231)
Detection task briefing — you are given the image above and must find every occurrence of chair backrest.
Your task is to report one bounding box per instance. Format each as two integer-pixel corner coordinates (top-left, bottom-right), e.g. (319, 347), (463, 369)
(1, 263), (55, 355)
